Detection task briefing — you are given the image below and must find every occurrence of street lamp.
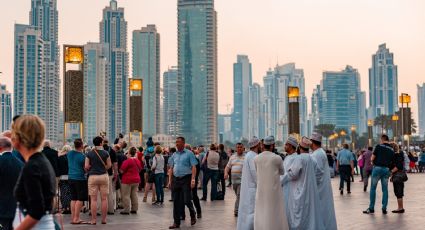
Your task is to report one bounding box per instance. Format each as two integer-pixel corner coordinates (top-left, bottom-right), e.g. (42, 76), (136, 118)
(129, 79), (143, 146)
(288, 86), (300, 136)
(392, 115), (399, 142)
(351, 125), (356, 150)
(367, 119), (373, 147)
(340, 130), (347, 145)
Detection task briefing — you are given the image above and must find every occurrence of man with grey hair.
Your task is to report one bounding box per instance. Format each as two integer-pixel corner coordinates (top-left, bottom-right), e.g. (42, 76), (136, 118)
(0, 137), (24, 230)
(1, 130), (24, 163)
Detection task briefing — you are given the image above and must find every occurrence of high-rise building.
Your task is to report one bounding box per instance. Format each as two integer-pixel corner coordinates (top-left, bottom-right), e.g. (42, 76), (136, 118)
(218, 114), (232, 143)
(232, 55), (252, 141)
(163, 67), (178, 136)
(248, 83), (263, 139)
(100, 0), (129, 141)
(14, 24), (46, 121)
(83, 42), (110, 144)
(309, 85), (321, 136)
(318, 66), (365, 132)
(30, 0), (60, 142)
(418, 83), (425, 137)
(133, 25), (160, 136)
(0, 84), (12, 132)
(262, 63), (307, 141)
(369, 43), (398, 118)
(177, 0), (218, 145)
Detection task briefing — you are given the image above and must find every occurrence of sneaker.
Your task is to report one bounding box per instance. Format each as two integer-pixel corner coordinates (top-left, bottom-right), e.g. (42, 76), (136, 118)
(382, 209), (387, 215)
(392, 209), (405, 213)
(363, 208), (374, 214)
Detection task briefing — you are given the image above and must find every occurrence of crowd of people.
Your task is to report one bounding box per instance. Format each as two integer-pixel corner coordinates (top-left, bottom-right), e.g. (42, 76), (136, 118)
(0, 114), (423, 230)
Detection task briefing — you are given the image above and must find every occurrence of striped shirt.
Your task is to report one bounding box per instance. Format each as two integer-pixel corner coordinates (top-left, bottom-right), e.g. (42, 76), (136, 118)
(226, 154), (245, 184)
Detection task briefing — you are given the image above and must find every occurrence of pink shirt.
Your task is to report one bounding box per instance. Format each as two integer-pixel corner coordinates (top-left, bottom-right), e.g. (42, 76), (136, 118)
(120, 158), (141, 184)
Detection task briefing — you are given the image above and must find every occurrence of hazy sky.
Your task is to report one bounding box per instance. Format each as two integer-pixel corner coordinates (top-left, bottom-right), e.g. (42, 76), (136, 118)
(1, 0), (424, 121)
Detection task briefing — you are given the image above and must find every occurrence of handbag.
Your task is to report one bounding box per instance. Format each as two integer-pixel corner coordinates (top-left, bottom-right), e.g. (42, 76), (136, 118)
(392, 171), (408, 183)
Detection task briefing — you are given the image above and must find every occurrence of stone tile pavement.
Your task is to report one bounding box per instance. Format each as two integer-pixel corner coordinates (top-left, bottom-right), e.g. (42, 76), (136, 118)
(63, 173), (425, 230)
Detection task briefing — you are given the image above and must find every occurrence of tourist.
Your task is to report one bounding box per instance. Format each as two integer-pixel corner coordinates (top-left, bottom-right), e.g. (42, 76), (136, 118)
(419, 147), (425, 173)
(137, 147), (146, 191)
(390, 143), (407, 214)
(67, 138), (89, 225)
(363, 147), (373, 192)
(152, 146), (165, 205)
(58, 145), (72, 214)
(143, 140), (156, 203)
(281, 137), (324, 230)
(191, 148), (202, 219)
(0, 137), (24, 230)
(85, 136), (112, 225)
(218, 144), (229, 198)
(12, 115), (56, 229)
(236, 137), (260, 230)
(41, 140), (60, 212)
(282, 136), (298, 210)
(336, 144), (354, 195)
(254, 136), (288, 230)
(363, 134), (395, 215)
(225, 143), (245, 217)
(310, 133), (337, 230)
(197, 145), (206, 189)
(326, 150), (336, 178)
(168, 137), (198, 229)
(201, 144), (220, 201)
(119, 147), (141, 214)
(358, 150), (365, 182)
(103, 139), (118, 215)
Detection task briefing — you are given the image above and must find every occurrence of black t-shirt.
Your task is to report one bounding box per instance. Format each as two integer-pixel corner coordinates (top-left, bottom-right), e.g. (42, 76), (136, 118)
(14, 153), (56, 220)
(86, 149), (110, 175)
(42, 147), (59, 177)
(58, 155), (68, 176)
(372, 143), (395, 168)
(104, 145), (117, 176)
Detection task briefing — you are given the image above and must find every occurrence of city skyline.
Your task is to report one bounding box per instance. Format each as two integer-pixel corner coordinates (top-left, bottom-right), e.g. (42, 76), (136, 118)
(1, 0), (424, 129)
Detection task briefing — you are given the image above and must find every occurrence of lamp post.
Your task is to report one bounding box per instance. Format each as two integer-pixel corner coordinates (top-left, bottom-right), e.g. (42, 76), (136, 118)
(399, 93), (412, 148)
(350, 125), (356, 150)
(129, 79), (143, 146)
(288, 86), (300, 136)
(368, 119), (373, 147)
(340, 130), (347, 145)
(392, 115), (399, 143)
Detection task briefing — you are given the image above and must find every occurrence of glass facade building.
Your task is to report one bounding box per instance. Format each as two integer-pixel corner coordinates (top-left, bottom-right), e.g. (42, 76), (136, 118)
(163, 67), (178, 136)
(100, 0), (129, 141)
(0, 85), (12, 133)
(132, 25), (160, 136)
(369, 43), (398, 118)
(177, 0), (218, 145)
(232, 55), (252, 141)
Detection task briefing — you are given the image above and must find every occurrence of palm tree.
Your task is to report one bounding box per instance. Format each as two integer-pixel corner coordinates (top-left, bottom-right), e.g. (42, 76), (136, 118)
(314, 124), (336, 149)
(374, 115), (392, 135)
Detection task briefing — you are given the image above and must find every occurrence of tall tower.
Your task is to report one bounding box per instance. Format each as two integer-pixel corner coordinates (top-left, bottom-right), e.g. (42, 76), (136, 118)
(30, 0), (60, 141)
(133, 25), (160, 137)
(418, 83), (425, 137)
(177, 0), (218, 145)
(368, 43), (398, 118)
(163, 67), (178, 136)
(232, 55), (252, 141)
(0, 84), (12, 132)
(100, 0), (129, 141)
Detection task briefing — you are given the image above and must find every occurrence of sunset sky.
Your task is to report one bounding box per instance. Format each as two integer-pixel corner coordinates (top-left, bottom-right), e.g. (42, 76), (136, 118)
(0, 0), (424, 121)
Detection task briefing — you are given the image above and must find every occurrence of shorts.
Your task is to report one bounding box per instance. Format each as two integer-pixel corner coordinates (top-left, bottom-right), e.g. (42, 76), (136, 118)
(69, 179), (88, 201)
(88, 174), (109, 196)
(393, 181), (404, 199)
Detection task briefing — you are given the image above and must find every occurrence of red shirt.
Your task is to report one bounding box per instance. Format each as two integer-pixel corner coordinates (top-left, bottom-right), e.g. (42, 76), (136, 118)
(137, 151), (145, 169)
(120, 158), (141, 184)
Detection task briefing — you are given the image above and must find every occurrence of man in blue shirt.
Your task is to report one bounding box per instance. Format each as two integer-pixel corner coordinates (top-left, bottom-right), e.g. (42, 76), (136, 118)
(168, 137), (198, 229)
(336, 144), (354, 195)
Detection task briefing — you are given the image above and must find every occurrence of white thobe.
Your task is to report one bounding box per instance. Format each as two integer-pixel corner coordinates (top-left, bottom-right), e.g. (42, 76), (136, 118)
(311, 148), (338, 230)
(236, 151), (257, 230)
(281, 153), (324, 230)
(254, 151), (289, 230)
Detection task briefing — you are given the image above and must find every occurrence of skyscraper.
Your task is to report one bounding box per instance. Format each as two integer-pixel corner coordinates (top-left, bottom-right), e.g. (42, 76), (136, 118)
(177, 0), (218, 145)
(262, 63), (307, 141)
(369, 43), (398, 118)
(30, 0), (60, 142)
(232, 55), (252, 141)
(133, 25), (160, 136)
(248, 83), (263, 139)
(418, 83), (425, 137)
(318, 66), (365, 132)
(0, 84), (12, 132)
(100, 0), (129, 141)
(163, 67), (178, 136)
(14, 24), (46, 120)
(83, 42), (110, 144)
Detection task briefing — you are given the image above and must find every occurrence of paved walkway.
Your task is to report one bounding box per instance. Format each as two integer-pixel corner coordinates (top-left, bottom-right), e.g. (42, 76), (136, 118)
(63, 173), (425, 230)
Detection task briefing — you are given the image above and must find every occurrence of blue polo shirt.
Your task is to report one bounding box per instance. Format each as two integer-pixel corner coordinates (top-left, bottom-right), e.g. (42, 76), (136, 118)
(67, 150), (86, 180)
(337, 149), (355, 166)
(170, 149), (198, 177)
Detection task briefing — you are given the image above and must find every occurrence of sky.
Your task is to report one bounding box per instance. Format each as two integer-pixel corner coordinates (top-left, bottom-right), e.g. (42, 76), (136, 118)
(0, 0), (424, 121)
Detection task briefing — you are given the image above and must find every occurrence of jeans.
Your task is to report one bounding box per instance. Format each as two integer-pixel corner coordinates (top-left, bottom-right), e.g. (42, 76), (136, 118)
(218, 171), (226, 197)
(202, 169), (219, 200)
(154, 173), (165, 203)
(339, 165), (351, 192)
(363, 168), (372, 188)
(369, 166), (391, 210)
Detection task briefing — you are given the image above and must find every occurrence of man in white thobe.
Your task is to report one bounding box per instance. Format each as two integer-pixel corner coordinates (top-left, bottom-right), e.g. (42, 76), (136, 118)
(236, 137), (260, 230)
(254, 136), (289, 230)
(281, 137), (324, 230)
(310, 133), (338, 230)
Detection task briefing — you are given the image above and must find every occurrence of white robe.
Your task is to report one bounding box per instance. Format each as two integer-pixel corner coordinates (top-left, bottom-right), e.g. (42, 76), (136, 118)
(237, 151), (257, 230)
(281, 153), (324, 230)
(311, 148), (338, 230)
(254, 151), (289, 230)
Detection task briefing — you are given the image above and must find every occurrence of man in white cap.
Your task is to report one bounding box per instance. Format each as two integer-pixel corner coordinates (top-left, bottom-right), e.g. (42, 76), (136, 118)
(281, 137), (324, 230)
(310, 133), (337, 230)
(281, 136), (298, 212)
(237, 137), (260, 230)
(254, 136), (288, 230)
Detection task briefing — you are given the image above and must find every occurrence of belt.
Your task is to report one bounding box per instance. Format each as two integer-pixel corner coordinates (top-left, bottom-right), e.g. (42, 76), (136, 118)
(173, 174), (191, 180)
